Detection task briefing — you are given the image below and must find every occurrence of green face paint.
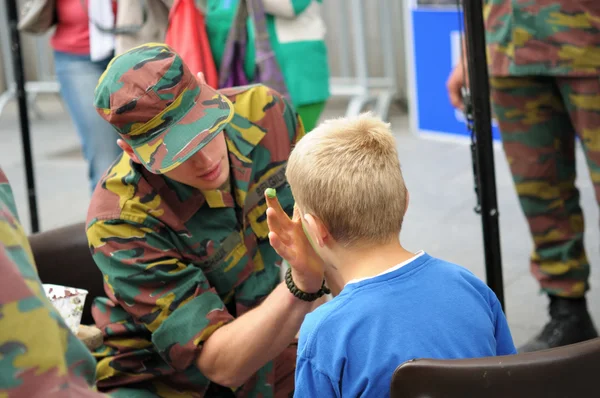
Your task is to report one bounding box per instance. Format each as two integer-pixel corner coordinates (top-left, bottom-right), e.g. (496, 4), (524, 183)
(265, 187), (277, 198)
(302, 219), (319, 253)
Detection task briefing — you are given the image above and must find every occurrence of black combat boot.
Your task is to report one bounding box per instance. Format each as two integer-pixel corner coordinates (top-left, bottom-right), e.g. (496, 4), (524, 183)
(519, 295), (598, 353)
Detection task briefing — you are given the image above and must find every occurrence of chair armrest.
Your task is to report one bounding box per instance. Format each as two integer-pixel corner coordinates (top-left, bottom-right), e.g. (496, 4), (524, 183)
(29, 222), (105, 326)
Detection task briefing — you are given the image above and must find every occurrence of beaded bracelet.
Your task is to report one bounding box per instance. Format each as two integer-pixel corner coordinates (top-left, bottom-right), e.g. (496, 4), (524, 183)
(285, 266), (330, 302)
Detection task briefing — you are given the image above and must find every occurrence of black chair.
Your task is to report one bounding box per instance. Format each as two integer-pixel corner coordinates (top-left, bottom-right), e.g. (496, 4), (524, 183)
(29, 222), (105, 326)
(391, 337), (600, 398)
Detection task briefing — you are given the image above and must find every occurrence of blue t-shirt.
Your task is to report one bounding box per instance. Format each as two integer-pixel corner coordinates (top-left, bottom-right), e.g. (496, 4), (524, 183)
(294, 252), (517, 398)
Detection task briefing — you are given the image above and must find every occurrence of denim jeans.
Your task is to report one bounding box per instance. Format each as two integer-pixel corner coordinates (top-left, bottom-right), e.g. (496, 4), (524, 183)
(53, 51), (122, 193)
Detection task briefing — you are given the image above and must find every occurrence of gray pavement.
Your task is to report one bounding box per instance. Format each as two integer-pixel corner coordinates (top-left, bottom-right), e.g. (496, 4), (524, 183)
(1, 94), (599, 348)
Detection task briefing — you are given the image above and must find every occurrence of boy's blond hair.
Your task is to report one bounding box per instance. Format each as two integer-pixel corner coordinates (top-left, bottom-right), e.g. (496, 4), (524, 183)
(287, 112), (407, 247)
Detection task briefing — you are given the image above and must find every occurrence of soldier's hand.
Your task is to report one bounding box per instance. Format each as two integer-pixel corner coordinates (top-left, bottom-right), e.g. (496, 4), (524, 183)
(265, 191), (325, 294)
(447, 62), (467, 110)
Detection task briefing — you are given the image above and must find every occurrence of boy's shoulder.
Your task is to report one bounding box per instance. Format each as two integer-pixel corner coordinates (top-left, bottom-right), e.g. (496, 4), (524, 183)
(380, 253), (499, 316)
(425, 255), (498, 300)
(425, 254), (474, 274)
(426, 254), (492, 285)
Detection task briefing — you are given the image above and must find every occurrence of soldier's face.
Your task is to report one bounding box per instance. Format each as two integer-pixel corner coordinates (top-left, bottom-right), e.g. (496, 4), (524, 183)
(163, 132), (231, 190)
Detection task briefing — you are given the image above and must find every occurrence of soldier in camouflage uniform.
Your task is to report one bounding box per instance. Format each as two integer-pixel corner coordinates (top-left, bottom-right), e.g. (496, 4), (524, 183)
(0, 168), (105, 397)
(447, 0), (600, 351)
(86, 43), (327, 397)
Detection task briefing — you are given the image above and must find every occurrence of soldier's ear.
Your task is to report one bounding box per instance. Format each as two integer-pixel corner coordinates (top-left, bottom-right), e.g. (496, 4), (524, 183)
(117, 139), (142, 164)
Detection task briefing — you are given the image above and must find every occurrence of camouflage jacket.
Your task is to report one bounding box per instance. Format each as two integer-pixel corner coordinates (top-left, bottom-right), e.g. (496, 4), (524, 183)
(86, 84), (304, 397)
(0, 169), (103, 397)
(484, 0), (600, 76)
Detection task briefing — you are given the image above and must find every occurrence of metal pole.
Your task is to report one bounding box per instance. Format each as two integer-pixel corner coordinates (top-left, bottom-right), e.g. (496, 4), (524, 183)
(376, 0), (398, 121)
(6, 0), (40, 233)
(350, 0), (368, 94)
(338, 0), (351, 78)
(462, 0), (504, 309)
(0, 2), (17, 115)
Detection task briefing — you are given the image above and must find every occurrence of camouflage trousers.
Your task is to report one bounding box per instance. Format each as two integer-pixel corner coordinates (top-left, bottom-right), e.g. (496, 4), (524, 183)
(490, 76), (600, 298)
(104, 343), (296, 397)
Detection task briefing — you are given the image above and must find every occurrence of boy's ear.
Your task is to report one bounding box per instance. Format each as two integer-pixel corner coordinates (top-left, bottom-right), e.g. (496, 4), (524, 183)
(404, 189), (410, 215)
(303, 213), (329, 247)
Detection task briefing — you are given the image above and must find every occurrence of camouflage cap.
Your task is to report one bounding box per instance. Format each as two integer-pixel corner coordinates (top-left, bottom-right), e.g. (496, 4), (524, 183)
(94, 43), (234, 174)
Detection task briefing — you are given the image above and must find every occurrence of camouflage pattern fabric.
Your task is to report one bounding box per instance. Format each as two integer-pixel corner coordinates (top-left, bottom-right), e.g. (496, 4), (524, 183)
(0, 169), (104, 397)
(94, 43), (235, 174)
(490, 75), (600, 297)
(86, 84), (305, 397)
(484, 0), (600, 77)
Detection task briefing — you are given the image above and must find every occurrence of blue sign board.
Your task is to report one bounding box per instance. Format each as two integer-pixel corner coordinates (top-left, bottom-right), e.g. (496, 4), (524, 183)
(405, 4), (501, 141)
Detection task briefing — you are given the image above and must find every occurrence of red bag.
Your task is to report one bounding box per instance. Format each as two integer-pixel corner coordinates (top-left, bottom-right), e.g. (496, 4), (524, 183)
(165, 0), (219, 88)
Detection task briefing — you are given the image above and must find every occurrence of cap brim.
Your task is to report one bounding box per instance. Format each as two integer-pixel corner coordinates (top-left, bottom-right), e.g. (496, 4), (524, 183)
(132, 85), (234, 174)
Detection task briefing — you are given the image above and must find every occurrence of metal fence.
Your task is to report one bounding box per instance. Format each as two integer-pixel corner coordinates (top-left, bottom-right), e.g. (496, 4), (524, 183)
(0, 0), (407, 120)
(0, 2), (60, 119)
(323, 0), (401, 120)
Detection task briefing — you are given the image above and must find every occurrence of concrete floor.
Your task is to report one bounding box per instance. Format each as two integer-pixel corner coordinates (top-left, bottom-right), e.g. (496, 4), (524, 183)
(1, 95), (599, 348)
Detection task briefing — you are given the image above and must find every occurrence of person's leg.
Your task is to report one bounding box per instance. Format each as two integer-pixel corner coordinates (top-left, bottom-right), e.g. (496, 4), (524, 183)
(232, 341), (296, 397)
(103, 387), (160, 398)
(558, 76), (600, 217)
(101, 368), (211, 398)
(554, 76), (600, 309)
(490, 75), (596, 352)
(296, 101), (327, 132)
(273, 341), (297, 398)
(53, 51), (121, 193)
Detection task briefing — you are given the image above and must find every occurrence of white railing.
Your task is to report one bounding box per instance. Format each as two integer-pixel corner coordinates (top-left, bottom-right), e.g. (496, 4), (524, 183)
(0, 0), (60, 119)
(324, 0), (399, 121)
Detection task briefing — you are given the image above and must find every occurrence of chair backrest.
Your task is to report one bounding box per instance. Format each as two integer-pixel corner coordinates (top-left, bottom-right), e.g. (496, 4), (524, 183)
(29, 222), (105, 326)
(390, 338), (600, 398)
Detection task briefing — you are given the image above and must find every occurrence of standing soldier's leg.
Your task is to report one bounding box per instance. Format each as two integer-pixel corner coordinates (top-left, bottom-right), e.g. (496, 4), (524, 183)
(554, 75), (600, 317)
(490, 76), (597, 352)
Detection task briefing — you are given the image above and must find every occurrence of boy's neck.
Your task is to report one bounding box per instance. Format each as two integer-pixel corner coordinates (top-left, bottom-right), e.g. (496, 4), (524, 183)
(329, 239), (417, 286)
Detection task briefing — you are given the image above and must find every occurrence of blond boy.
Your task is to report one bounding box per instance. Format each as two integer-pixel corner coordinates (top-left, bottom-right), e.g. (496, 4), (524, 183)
(274, 113), (516, 397)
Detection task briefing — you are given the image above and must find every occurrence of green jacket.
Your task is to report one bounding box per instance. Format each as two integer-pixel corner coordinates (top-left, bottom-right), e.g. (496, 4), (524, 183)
(87, 84), (303, 395)
(206, 0), (331, 107)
